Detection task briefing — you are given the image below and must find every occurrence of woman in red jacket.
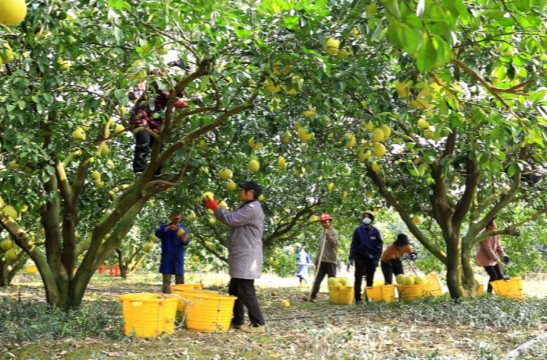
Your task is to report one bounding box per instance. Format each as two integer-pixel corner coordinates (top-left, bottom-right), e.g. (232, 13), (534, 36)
(476, 219), (511, 293)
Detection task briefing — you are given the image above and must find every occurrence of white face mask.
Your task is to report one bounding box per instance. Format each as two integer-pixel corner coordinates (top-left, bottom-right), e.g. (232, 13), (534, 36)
(363, 218), (372, 225)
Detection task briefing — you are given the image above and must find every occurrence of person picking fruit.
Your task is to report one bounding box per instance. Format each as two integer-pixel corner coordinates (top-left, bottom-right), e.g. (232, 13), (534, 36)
(349, 210), (383, 305)
(202, 181), (266, 333)
(476, 219), (511, 293)
(380, 233), (417, 285)
(305, 213), (339, 303)
(129, 61), (191, 178)
(155, 212), (190, 293)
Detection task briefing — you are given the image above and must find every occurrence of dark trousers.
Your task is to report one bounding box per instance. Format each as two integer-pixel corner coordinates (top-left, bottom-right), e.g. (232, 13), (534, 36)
(381, 260), (404, 285)
(229, 278), (265, 326)
(311, 262), (337, 299)
(354, 256), (377, 301)
(162, 273), (184, 293)
(133, 131), (161, 174)
(484, 264), (504, 293)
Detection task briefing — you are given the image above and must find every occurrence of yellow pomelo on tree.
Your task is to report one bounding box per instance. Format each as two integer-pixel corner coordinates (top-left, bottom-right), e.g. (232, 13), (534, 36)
(1, 239), (14, 250)
(362, 120), (374, 131)
(201, 191), (215, 202)
(94, 180), (104, 189)
(328, 182), (335, 191)
(91, 170), (101, 180)
(394, 80), (411, 97)
(277, 156), (288, 168)
(248, 159), (260, 172)
(424, 129), (435, 139)
(218, 200), (228, 208)
(248, 136), (263, 150)
(2, 205), (18, 219)
(265, 77), (281, 93)
(258, 194), (264, 201)
(373, 143), (386, 157)
(144, 242), (153, 251)
(157, 46), (169, 55)
(8, 160), (20, 169)
(344, 132), (356, 148)
(98, 142), (109, 156)
(380, 124), (391, 140)
(218, 168), (233, 180)
(199, 140), (208, 150)
(6, 248), (17, 261)
(286, 75), (303, 94)
(417, 118), (430, 129)
(0, 42), (14, 64)
(205, 241), (214, 248)
(325, 38), (340, 55)
(209, 217), (217, 225)
(372, 128), (384, 142)
(338, 46), (351, 58)
(114, 124), (125, 136)
(359, 149), (372, 162)
(226, 181), (237, 191)
(282, 130), (291, 143)
(188, 210), (196, 220)
(412, 215), (422, 225)
(341, 191), (348, 200)
(371, 161), (381, 173)
(107, 160), (116, 169)
(303, 108), (316, 117)
(0, 0), (28, 26)
(72, 128), (85, 141)
(192, 255), (199, 261)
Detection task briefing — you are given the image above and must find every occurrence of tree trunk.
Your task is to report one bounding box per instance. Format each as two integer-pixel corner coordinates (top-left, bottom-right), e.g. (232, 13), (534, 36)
(460, 237), (477, 296)
(445, 232), (462, 299)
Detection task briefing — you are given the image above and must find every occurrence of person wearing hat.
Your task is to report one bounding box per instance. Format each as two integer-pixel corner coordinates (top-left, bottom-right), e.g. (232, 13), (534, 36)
(349, 210), (383, 304)
(155, 212), (190, 293)
(295, 243), (312, 285)
(202, 181), (266, 333)
(380, 234), (417, 285)
(305, 213), (339, 303)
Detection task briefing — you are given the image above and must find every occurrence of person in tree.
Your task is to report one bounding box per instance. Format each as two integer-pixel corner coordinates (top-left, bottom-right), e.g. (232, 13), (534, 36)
(129, 61), (190, 177)
(349, 210), (383, 304)
(155, 212), (189, 293)
(476, 219), (511, 293)
(202, 181), (266, 333)
(380, 234), (417, 285)
(304, 213), (339, 303)
(295, 243), (312, 285)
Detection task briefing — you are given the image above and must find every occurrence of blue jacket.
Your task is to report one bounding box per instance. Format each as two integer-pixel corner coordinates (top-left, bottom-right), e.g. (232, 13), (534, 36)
(155, 224), (189, 274)
(349, 225), (383, 261)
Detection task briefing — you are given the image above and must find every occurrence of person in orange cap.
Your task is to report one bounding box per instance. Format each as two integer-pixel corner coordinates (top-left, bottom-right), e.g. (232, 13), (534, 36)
(304, 213), (339, 302)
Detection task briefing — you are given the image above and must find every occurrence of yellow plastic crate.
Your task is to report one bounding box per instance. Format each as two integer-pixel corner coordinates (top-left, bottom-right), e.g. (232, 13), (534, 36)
(425, 274), (443, 297)
(170, 283), (204, 292)
(373, 279), (385, 286)
(365, 285), (396, 303)
(328, 286), (354, 305)
(26, 266), (38, 274)
(186, 294), (237, 332)
(491, 277), (523, 301)
(119, 293), (179, 338)
(396, 284), (427, 301)
(171, 288), (219, 314)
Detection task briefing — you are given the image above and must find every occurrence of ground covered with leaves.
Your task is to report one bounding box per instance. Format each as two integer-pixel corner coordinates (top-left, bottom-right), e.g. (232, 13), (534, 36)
(1, 272), (547, 360)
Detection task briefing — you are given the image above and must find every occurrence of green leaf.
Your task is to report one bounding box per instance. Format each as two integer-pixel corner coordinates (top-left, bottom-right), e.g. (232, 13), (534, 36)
(399, 23), (423, 54)
(383, 0), (401, 19)
(17, 101), (26, 110)
(416, 37), (437, 72)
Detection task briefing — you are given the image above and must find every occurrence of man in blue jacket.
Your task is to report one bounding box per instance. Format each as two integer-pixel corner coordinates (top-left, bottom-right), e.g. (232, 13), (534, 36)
(155, 213), (189, 293)
(349, 210), (383, 304)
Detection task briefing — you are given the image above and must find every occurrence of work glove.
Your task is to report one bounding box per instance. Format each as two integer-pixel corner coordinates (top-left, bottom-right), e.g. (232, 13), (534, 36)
(502, 255), (511, 265)
(401, 253), (411, 260)
(372, 259), (379, 267)
(203, 198), (219, 212)
(409, 253), (418, 261)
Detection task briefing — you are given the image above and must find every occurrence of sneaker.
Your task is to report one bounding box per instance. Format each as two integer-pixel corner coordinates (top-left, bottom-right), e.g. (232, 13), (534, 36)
(241, 324), (266, 333)
(231, 323), (244, 330)
(302, 296), (316, 303)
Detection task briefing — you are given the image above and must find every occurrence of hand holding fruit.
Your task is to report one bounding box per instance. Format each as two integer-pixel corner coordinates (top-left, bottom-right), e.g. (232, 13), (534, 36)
(203, 198), (219, 211)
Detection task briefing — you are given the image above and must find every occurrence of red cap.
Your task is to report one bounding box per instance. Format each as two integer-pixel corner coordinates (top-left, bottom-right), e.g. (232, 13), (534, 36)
(320, 213), (332, 221)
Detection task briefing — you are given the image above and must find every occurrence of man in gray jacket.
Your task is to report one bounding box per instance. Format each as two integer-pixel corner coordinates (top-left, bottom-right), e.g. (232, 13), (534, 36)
(203, 181), (266, 333)
(305, 213), (339, 302)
